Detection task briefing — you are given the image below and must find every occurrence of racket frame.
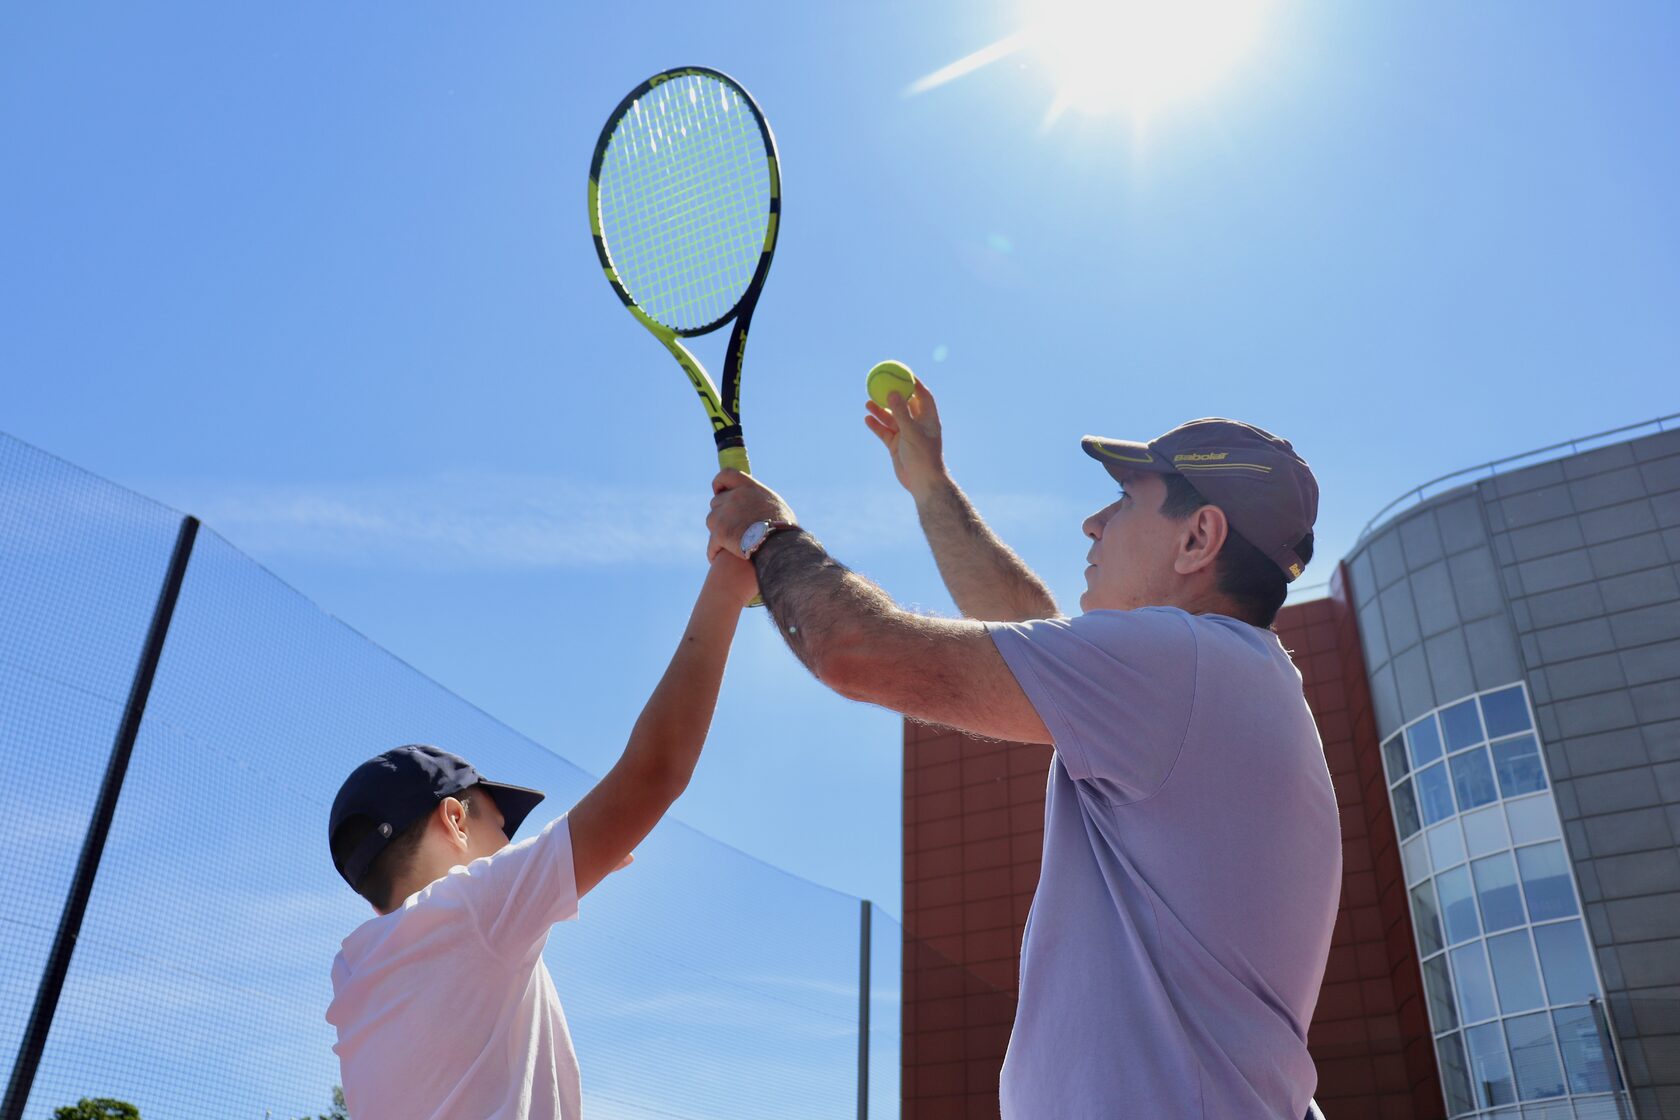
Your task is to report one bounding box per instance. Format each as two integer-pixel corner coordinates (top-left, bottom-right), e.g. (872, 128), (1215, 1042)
(587, 66), (782, 476)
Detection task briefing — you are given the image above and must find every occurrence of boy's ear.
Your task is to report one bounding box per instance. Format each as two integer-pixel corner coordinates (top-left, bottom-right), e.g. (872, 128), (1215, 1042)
(439, 797), (470, 847)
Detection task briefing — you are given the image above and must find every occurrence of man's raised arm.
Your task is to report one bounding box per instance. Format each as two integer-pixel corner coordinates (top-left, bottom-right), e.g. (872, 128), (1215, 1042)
(865, 381), (1058, 623)
(706, 472), (1051, 746)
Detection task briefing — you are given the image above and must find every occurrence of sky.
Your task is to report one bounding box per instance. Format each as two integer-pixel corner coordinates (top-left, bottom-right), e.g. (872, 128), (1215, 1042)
(2, 0), (1678, 1108)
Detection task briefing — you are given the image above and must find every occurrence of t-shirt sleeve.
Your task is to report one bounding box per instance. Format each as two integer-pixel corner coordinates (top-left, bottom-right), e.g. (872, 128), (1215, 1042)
(986, 609), (1198, 801)
(454, 814), (580, 957)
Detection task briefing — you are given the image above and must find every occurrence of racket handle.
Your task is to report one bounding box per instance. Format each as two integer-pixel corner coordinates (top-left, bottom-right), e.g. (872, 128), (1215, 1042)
(717, 445), (752, 475)
(713, 445), (764, 608)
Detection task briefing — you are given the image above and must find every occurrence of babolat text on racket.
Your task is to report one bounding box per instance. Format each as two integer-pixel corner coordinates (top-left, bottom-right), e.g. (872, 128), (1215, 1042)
(588, 66), (781, 476)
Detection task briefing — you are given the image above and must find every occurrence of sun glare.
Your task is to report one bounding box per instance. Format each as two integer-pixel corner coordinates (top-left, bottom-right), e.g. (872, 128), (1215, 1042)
(1027, 0), (1269, 123)
(909, 0), (1272, 129)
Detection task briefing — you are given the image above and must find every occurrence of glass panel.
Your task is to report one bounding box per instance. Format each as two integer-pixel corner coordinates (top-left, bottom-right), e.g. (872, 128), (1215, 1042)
(1408, 714), (1445, 768)
(1383, 732), (1410, 783)
(1493, 734), (1548, 797)
(1417, 761), (1457, 825)
(1466, 1021), (1518, 1107)
(1393, 778), (1423, 839)
(1463, 804), (1510, 857)
(1451, 942), (1499, 1024)
(1533, 921), (1598, 1005)
(1487, 930), (1546, 1014)
(1438, 865), (1481, 944)
(1411, 880), (1445, 957)
(1572, 1098), (1628, 1120)
(1441, 698), (1486, 751)
(1402, 834), (1432, 886)
(1517, 842), (1577, 921)
(1428, 821), (1467, 871)
(1450, 747), (1500, 811)
(1472, 853), (1527, 932)
(1506, 1012), (1566, 1100)
(1424, 954), (1460, 1031)
(1437, 1031), (1476, 1115)
(1553, 1005), (1616, 1094)
(1506, 795), (1560, 845)
(1480, 686), (1532, 739)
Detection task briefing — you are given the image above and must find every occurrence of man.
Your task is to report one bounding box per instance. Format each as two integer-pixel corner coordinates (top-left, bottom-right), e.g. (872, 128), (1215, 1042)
(324, 553), (758, 1120)
(706, 382), (1340, 1118)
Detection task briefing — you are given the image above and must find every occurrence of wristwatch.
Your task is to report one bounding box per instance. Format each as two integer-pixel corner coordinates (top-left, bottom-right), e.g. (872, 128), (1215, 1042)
(740, 519), (799, 559)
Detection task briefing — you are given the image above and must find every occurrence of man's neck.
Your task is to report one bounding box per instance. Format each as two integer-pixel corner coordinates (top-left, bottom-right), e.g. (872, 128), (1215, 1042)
(1156, 585), (1256, 626)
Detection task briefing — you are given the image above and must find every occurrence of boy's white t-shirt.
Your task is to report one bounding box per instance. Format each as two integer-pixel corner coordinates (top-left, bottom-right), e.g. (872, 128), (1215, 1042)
(326, 814), (582, 1120)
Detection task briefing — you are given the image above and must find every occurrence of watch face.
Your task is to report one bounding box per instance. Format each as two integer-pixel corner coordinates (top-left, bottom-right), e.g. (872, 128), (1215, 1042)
(740, 521), (769, 555)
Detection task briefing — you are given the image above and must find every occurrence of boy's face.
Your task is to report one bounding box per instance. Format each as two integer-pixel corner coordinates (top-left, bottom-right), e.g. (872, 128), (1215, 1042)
(462, 788), (510, 861)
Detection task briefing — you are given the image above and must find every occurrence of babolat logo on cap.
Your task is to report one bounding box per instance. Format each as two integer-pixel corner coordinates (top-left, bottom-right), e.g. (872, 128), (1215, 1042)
(1174, 452), (1230, 462)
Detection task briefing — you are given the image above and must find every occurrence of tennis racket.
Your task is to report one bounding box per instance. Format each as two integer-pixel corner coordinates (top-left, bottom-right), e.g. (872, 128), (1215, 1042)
(588, 66), (781, 483)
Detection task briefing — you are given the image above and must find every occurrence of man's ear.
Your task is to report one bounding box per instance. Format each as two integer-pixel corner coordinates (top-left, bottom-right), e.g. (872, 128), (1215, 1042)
(1175, 505), (1228, 576)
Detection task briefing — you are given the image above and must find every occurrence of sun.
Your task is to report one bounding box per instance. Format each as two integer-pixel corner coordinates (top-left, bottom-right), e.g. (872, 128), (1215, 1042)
(909, 0), (1273, 128)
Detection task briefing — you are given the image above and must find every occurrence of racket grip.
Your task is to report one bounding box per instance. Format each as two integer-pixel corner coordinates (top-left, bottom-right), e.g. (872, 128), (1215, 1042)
(717, 445), (752, 475)
(713, 445), (764, 607)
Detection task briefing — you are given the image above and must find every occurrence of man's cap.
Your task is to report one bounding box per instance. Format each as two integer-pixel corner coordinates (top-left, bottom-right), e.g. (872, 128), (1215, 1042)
(328, 744), (546, 891)
(1082, 418), (1319, 582)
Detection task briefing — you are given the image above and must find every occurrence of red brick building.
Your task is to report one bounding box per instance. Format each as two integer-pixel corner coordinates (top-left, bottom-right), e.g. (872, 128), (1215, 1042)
(901, 564), (1446, 1118)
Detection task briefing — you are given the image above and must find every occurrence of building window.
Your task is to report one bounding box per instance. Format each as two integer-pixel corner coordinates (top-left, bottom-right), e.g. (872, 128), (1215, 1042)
(1379, 683), (1628, 1119)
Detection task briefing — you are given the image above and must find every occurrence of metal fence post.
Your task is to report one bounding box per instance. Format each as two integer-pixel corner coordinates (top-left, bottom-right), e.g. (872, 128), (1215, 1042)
(858, 898), (872, 1120)
(1589, 995), (1635, 1120)
(2, 515), (199, 1120)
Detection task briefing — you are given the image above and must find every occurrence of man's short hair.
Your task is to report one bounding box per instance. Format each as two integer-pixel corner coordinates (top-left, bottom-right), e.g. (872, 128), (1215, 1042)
(330, 785), (483, 912)
(1159, 473), (1314, 629)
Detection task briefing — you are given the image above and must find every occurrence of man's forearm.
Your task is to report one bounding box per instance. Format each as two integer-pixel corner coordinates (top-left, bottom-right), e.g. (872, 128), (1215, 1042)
(753, 529), (897, 674)
(912, 475), (1057, 622)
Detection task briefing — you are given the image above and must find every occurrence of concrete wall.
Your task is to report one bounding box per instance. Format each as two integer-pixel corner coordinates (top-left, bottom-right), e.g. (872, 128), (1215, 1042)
(1345, 425), (1680, 1117)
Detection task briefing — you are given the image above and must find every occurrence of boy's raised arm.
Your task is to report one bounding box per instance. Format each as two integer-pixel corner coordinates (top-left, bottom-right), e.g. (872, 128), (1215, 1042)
(566, 553), (757, 898)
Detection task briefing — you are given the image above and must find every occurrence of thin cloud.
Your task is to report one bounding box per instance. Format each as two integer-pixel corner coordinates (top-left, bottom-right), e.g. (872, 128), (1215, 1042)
(153, 472), (1087, 574)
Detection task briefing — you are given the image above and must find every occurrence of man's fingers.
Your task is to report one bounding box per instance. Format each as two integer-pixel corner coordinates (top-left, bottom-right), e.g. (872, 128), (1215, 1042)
(864, 399), (898, 431)
(712, 468), (749, 495)
(864, 415), (894, 444)
(910, 380), (940, 424)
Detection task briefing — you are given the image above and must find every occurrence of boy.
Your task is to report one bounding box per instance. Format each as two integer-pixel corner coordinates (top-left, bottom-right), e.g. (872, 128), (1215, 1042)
(325, 553), (757, 1119)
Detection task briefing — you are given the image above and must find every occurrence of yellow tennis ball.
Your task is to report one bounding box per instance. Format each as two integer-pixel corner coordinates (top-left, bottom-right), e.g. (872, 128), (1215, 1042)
(866, 360), (918, 408)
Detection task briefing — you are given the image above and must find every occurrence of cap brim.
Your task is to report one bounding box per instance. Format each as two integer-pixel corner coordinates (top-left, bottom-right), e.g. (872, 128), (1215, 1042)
(1081, 436), (1176, 479)
(476, 780), (546, 838)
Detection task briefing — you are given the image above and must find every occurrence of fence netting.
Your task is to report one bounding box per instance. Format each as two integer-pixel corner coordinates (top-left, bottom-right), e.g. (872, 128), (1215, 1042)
(1, 432), (900, 1120)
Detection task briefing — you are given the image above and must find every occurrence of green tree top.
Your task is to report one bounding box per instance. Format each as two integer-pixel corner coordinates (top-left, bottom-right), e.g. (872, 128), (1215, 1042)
(53, 1101), (140, 1120)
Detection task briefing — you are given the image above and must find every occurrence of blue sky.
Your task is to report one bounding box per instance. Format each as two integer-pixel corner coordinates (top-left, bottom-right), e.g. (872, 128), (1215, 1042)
(4, 0), (1677, 1030)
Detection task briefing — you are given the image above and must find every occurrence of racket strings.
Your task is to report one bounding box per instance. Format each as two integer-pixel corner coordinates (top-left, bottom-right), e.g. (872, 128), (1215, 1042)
(597, 75), (771, 333)
(610, 94), (761, 327)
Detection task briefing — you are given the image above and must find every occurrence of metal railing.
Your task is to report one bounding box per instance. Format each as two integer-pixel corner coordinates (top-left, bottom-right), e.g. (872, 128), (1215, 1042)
(1357, 411), (1680, 543)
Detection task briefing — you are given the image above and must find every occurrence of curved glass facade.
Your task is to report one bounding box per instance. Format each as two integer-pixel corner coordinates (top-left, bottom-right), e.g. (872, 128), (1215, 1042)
(1383, 683), (1629, 1118)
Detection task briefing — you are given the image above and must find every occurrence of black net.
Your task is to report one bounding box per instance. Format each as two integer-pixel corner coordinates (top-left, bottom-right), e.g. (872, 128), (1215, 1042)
(1, 431), (899, 1120)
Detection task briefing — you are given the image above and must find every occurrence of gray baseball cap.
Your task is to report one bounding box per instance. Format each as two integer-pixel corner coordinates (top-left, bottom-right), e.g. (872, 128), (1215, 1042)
(1082, 418), (1319, 582)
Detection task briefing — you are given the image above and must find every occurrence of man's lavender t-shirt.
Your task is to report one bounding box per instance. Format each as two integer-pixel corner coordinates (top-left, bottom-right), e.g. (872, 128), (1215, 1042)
(986, 608), (1341, 1119)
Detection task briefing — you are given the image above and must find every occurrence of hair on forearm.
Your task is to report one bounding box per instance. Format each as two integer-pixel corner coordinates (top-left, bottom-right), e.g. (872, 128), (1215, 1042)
(751, 529), (897, 672)
(915, 477), (1057, 622)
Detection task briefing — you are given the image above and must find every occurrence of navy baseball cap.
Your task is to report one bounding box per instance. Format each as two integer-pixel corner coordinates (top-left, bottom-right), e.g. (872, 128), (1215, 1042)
(329, 744), (546, 891)
(1082, 418), (1319, 582)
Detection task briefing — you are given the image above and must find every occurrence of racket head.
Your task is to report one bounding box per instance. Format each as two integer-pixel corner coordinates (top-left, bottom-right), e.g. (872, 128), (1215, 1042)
(589, 67), (781, 339)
